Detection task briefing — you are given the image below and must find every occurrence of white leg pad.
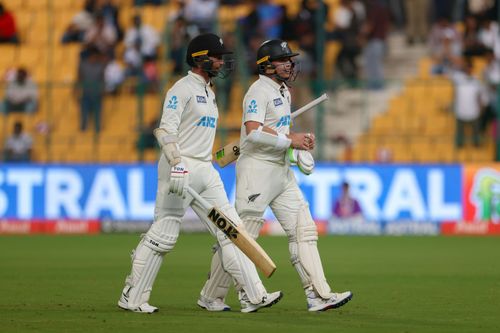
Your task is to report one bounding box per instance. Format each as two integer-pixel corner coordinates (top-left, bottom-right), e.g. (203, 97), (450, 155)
(199, 244), (232, 301)
(243, 217), (265, 240)
(199, 216), (265, 302)
(290, 207), (333, 299)
(143, 216), (181, 253)
(217, 234), (267, 304)
(124, 217), (181, 308)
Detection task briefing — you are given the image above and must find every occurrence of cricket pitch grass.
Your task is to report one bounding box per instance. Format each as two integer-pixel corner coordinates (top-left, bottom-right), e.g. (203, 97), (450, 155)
(1, 234), (499, 333)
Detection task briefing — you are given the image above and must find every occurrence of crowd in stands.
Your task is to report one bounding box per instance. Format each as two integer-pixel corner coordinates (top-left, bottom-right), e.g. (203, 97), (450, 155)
(1, 0), (500, 161)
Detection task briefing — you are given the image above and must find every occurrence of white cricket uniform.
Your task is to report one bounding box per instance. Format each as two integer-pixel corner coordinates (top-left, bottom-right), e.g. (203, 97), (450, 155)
(200, 74), (336, 304)
(237, 74), (306, 220)
(120, 71), (268, 310)
(240, 75), (292, 164)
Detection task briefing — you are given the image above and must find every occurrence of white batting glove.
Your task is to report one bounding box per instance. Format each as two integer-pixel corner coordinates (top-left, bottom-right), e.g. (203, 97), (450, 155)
(287, 148), (315, 175)
(169, 162), (188, 198)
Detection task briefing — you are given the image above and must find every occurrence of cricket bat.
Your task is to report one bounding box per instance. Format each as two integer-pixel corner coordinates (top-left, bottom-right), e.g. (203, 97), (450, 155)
(213, 93), (329, 167)
(186, 186), (276, 278)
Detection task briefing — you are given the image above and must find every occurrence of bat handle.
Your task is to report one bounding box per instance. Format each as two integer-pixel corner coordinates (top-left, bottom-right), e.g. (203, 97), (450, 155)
(185, 186), (211, 211)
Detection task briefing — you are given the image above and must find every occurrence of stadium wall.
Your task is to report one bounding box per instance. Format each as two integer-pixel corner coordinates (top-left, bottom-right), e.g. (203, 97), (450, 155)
(0, 163), (498, 236)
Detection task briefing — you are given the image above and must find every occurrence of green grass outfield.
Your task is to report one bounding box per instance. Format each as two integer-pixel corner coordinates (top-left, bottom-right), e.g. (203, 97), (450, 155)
(1, 234), (499, 333)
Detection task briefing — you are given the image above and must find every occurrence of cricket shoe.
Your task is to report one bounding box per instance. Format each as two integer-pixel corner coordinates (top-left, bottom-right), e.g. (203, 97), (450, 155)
(240, 291), (283, 313)
(197, 295), (231, 312)
(306, 288), (353, 312)
(118, 286), (158, 313)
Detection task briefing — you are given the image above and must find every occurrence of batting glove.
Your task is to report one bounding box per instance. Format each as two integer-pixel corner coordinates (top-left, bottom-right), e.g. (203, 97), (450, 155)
(287, 148), (315, 175)
(169, 162), (188, 198)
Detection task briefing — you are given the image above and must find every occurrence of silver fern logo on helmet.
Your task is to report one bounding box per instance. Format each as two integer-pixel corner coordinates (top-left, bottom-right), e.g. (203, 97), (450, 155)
(281, 41), (287, 51)
(219, 38), (223, 46)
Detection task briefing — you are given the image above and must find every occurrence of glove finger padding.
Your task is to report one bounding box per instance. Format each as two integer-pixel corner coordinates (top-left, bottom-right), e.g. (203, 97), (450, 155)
(297, 150), (314, 175)
(169, 163), (188, 197)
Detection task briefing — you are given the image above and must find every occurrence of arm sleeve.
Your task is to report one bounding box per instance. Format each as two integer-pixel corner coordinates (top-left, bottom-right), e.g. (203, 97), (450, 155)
(159, 87), (187, 136)
(242, 90), (268, 125)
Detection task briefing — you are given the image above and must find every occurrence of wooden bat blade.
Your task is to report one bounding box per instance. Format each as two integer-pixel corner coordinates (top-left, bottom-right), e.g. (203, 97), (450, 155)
(213, 141), (240, 167)
(207, 207), (276, 277)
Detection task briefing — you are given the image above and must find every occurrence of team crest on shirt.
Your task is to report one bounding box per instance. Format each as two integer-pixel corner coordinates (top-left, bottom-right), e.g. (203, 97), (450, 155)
(273, 98), (283, 106)
(247, 100), (258, 114)
(196, 95), (207, 103)
(166, 96), (178, 110)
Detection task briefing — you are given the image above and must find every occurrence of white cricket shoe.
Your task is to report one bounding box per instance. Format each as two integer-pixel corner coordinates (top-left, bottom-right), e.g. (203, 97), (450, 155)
(197, 295), (231, 312)
(306, 289), (353, 312)
(118, 286), (159, 313)
(240, 291), (283, 313)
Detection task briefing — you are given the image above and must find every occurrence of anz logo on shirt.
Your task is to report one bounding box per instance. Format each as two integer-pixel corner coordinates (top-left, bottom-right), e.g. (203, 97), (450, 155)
(276, 115), (291, 128)
(166, 96), (178, 110)
(247, 99), (258, 114)
(196, 116), (217, 128)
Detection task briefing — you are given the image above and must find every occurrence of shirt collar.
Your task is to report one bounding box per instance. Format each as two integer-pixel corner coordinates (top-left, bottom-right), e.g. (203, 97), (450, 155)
(188, 70), (210, 86)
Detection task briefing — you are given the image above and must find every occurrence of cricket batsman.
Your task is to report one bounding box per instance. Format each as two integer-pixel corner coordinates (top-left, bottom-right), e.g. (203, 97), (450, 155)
(118, 33), (282, 313)
(198, 39), (353, 312)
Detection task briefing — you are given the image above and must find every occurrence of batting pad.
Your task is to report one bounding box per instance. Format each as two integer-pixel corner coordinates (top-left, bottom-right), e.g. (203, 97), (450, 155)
(126, 217), (181, 308)
(291, 207), (333, 299)
(217, 228), (267, 305)
(200, 245), (232, 301)
(127, 239), (164, 308)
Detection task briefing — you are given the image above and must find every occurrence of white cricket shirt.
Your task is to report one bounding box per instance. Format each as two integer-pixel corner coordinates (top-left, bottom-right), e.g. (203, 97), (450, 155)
(159, 71), (219, 161)
(240, 75), (291, 164)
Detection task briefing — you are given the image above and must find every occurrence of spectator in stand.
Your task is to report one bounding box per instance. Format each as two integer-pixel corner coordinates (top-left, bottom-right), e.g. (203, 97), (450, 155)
(404, 0), (430, 45)
(62, 0), (96, 43)
(332, 181), (363, 222)
(481, 49), (500, 133)
(83, 12), (117, 58)
(429, 17), (462, 75)
(183, 0), (218, 36)
(478, 19), (500, 59)
(462, 15), (488, 57)
(76, 47), (107, 132)
(124, 14), (160, 76)
(241, 0), (285, 43)
(97, 0), (123, 41)
(104, 59), (125, 94)
(450, 58), (488, 147)
(294, 0), (329, 64)
(331, 0), (365, 82)
(3, 121), (32, 162)
(361, 0), (390, 90)
(2, 68), (38, 114)
(255, 0), (284, 39)
(0, 2), (19, 44)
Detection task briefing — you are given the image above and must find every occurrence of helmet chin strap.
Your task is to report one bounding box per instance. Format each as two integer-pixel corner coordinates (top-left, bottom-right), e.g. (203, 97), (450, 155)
(194, 56), (233, 79)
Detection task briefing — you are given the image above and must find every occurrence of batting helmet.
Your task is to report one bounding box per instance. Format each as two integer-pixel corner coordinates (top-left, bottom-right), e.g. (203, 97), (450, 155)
(256, 39), (299, 80)
(186, 33), (232, 65)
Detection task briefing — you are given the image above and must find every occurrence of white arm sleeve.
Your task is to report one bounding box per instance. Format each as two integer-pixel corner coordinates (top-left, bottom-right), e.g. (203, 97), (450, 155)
(153, 128), (181, 166)
(245, 127), (291, 151)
